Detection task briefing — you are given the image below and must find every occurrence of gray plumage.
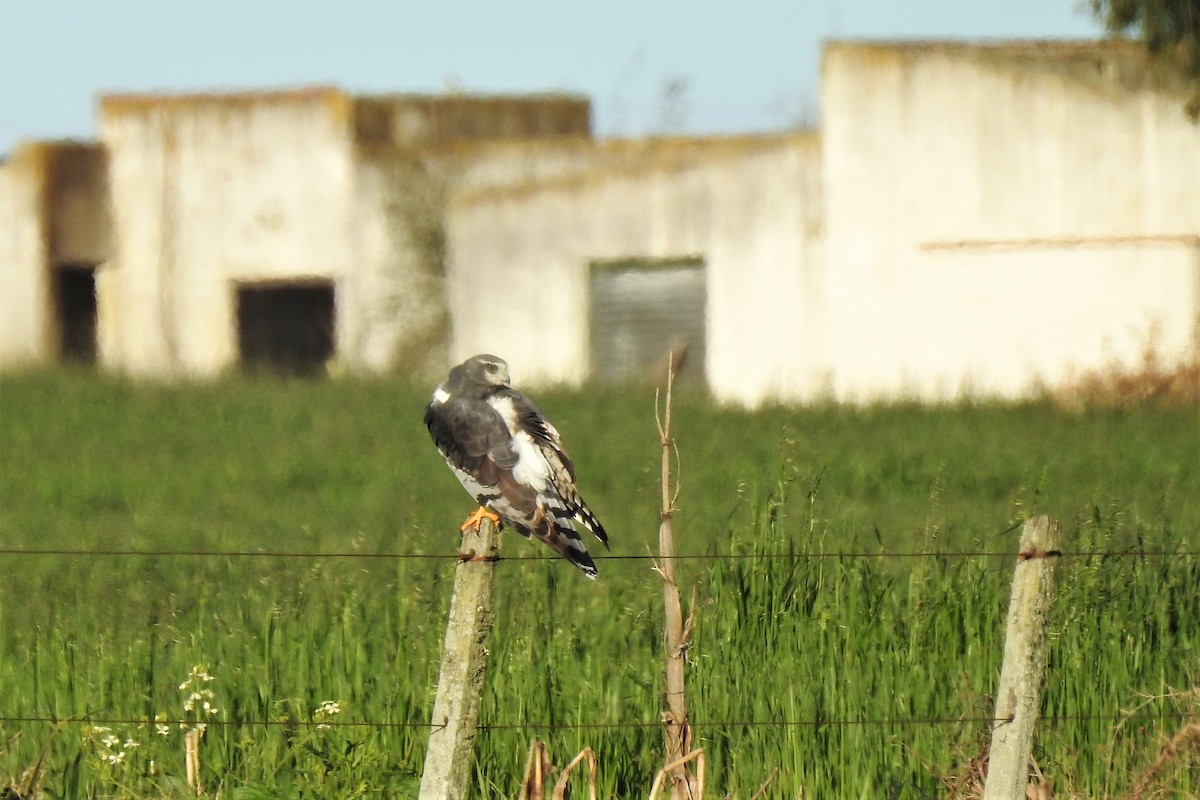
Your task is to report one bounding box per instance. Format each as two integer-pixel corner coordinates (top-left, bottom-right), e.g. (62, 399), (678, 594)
(424, 354), (609, 579)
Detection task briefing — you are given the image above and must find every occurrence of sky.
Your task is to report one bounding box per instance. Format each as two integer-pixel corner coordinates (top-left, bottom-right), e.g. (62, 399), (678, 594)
(0, 1), (1103, 156)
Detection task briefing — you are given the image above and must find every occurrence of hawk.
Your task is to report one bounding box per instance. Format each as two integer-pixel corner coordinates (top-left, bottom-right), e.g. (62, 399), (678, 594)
(424, 354), (610, 579)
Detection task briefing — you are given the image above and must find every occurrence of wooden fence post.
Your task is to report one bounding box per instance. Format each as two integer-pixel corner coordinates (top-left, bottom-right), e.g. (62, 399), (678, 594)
(418, 517), (501, 800)
(983, 515), (1062, 800)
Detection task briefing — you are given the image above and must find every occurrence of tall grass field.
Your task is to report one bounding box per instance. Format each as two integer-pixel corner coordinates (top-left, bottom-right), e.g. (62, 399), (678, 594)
(1, 369), (1197, 798)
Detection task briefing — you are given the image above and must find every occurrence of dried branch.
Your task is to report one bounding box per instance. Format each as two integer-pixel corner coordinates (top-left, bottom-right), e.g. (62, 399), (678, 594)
(748, 767), (780, 800)
(552, 747), (598, 800)
(648, 749), (706, 800)
(520, 739), (552, 800)
(1124, 723), (1200, 800)
(655, 357), (698, 798)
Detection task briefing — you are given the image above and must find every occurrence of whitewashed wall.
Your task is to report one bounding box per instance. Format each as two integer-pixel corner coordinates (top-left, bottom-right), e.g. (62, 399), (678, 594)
(0, 142), (109, 367)
(6, 42), (1195, 399)
(92, 91), (592, 379)
(0, 145), (51, 366)
(447, 135), (826, 405)
(98, 89), (357, 376)
(344, 137), (602, 376)
(820, 42), (1200, 401)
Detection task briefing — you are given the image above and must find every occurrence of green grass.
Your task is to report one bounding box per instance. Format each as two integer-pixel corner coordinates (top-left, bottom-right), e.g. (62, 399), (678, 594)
(1, 368), (1198, 798)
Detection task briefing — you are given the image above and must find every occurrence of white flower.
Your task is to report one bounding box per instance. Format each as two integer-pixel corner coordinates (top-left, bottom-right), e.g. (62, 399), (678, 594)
(314, 700), (343, 718)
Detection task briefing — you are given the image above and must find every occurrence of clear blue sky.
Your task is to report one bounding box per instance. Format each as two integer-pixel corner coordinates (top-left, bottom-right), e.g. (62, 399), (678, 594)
(0, 1), (1101, 155)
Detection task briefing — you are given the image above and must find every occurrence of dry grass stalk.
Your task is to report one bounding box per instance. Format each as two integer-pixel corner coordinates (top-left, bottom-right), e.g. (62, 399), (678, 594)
(185, 727), (203, 796)
(647, 749), (705, 800)
(519, 741), (598, 800)
(1052, 335), (1200, 409)
(746, 766), (780, 800)
(937, 743), (1057, 799)
(1025, 758), (1054, 799)
(1123, 723), (1200, 800)
(520, 739), (553, 799)
(551, 747), (598, 800)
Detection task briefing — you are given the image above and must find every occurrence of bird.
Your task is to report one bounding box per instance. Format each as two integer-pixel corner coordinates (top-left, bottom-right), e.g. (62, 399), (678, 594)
(424, 354), (610, 579)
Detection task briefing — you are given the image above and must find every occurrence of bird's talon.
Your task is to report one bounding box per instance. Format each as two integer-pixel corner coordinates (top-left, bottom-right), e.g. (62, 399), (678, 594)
(460, 506), (502, 533)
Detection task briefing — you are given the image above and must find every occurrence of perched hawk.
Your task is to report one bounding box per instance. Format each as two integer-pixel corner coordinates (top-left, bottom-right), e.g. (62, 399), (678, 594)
(424, 354), (610, 579)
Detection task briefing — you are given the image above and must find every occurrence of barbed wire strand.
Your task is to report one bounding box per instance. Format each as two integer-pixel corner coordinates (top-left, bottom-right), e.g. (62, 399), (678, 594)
(4, 710), (1196, 732)
(0, 547), (1195, 560)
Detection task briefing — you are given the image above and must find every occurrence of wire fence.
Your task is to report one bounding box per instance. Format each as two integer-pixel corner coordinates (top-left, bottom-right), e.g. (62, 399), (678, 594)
(1, 546), (1197, 560)
(5, 711), (1198, 732)
(3, 542), (1196, 746)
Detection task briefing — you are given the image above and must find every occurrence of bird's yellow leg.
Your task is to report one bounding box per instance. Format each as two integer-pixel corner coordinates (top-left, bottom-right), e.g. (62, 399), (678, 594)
(460, 505), (502, 533)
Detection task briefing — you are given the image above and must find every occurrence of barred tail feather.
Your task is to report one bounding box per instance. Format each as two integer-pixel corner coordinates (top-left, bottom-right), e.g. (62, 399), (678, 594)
(534, 519), (599, 579)
(572, 499), (609, 549)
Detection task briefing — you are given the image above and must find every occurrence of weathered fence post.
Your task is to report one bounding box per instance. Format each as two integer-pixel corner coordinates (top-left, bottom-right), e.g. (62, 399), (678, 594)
(418, 517), (501, 800)
(983, 515), (1062, 800)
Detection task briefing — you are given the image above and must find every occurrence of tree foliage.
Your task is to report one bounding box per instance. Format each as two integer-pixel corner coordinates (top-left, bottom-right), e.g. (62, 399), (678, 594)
(1092, 0), (1200, 116)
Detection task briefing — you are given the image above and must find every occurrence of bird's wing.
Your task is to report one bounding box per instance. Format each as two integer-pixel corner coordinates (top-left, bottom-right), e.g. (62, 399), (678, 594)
(491, 389), (609, 548)
(424, 396), (535, 512)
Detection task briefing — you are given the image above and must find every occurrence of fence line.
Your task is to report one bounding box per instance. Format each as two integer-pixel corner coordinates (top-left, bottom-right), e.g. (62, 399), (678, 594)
(0, 547), (1195, 560)
(5, 710), (1196, 732)
(6, 519), (1196, 791)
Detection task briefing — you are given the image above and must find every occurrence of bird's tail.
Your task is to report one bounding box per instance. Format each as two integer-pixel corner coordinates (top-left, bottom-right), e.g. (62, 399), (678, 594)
(531, 507), (599, 580)
(571, 497), (609, 549)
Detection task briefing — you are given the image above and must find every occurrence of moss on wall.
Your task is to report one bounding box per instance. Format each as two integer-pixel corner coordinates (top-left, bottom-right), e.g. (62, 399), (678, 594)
(824, 39), (1195, 102)
(99, 86), (349, 120)
(352, 93), (591, 147)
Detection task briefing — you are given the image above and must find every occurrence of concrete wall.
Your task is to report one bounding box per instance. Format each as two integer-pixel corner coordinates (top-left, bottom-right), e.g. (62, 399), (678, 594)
(820, 41), (1200, 400)
(0, 144), (51, 366)
(346, 135), (599, 377)
(447, 134), (826, 405)
(93, 89), (593, 378)
(0, 141), (109, 367)
(5, 43), (1195, 401)
(97, 88), (356, 376)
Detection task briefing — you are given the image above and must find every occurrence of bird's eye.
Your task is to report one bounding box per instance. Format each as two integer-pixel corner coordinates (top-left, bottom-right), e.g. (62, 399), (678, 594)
(485, 363), (497, 372)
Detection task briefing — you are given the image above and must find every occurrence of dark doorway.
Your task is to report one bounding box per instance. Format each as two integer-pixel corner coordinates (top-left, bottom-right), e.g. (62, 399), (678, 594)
(235, 282), (336, 376)
(588, 258), (707, 387)
(53, 264), (98, 363)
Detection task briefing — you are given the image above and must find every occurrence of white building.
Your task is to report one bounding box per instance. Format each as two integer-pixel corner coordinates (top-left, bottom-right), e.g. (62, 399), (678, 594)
(2, 41), (1197, 403)
(1, 88), (592, 377)
(448, 40), (1200, 404)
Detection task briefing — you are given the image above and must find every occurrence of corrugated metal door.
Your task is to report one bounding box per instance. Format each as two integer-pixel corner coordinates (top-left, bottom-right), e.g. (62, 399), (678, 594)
(588, 259), (706, 386)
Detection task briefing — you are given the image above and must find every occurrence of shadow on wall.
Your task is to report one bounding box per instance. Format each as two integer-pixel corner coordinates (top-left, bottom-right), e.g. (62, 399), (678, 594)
(53, 264), (99, 363)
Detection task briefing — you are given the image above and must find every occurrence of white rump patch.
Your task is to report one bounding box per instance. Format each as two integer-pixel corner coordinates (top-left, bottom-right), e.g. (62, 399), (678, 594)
(511, 430), (552, 491)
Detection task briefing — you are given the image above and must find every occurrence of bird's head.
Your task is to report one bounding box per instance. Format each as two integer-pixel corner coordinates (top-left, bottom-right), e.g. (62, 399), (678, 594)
(462, 354), (511, 388)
